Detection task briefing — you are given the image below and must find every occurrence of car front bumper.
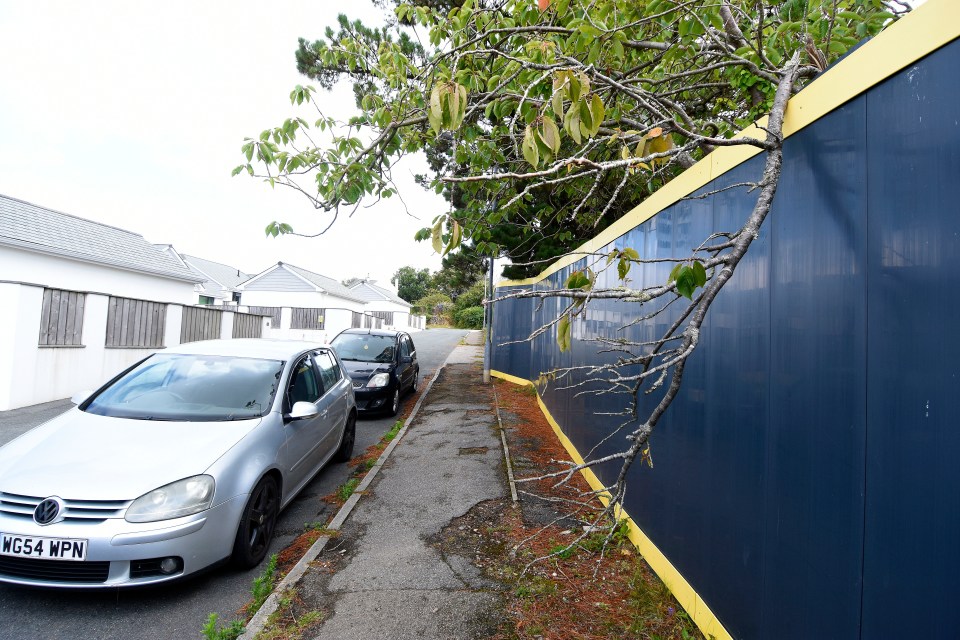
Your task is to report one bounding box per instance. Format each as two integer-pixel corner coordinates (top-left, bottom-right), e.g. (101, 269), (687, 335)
(0, 495), (247, 588)
(352, 384), (396, 412)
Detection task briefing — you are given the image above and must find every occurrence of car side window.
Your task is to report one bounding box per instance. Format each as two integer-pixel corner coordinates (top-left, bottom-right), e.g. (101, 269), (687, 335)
(399, 336), (410, 358)
(287, 356), (321, 407)
(315, 351), (341, 393)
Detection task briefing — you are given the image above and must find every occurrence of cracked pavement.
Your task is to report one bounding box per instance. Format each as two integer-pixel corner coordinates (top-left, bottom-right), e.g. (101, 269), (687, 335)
(299, 337), (509, 640)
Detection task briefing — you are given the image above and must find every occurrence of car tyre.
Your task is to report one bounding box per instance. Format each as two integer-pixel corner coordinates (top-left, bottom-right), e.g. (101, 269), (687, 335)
(410, 367), (420, 394)
(333, 411), (356, 462)
(387, 387), (400, 417)
(232, 475), (279, 569)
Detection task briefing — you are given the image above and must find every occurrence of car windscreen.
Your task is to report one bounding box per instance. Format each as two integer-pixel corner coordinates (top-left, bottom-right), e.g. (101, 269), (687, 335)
(331, 334), (396, 363)
(84, 353), (285, 421)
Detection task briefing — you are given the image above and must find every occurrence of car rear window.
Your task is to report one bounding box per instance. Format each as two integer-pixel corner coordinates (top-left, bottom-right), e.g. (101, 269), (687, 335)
(331, 334), (396, 363)
(84, 354), (284, 421)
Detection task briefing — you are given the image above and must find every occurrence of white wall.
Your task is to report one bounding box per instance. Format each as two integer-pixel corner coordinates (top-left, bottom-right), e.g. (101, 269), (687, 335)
(239, 289), (366, 312)
(0, 246), (197, 304)
(259, 307), (356, 344)
(0, 285), (274, 411)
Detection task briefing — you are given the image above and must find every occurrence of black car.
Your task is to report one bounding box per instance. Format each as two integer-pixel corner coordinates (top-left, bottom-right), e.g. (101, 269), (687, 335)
(329, 329), (420, 416)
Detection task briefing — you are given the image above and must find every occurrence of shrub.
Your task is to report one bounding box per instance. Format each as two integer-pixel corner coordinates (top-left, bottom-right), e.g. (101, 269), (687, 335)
(454, 306), (485, 329)
(453, 280), (485, 312)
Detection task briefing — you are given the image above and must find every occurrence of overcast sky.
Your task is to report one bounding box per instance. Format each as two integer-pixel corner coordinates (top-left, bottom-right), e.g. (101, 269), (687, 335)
(0, 1), (447, 289)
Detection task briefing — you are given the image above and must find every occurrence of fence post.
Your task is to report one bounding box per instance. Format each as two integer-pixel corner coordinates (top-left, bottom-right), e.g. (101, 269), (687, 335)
(165, 305), (183, 348)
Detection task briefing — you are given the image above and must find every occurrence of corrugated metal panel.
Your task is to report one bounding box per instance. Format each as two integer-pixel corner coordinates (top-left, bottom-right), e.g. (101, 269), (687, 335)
(490, 33), (960, 640)
(861, 44), (960, 639)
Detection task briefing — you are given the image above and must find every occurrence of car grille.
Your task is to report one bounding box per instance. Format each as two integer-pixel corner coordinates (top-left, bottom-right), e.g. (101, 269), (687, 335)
(0, 556), (110, 584)
(0, 492), (131, 523)
(352, 380), (365, 389)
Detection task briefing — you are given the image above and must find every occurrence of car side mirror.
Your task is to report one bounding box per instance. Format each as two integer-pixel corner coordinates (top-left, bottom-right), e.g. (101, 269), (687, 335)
(71, 389), (93, 405)
(285, 401), (319, 421)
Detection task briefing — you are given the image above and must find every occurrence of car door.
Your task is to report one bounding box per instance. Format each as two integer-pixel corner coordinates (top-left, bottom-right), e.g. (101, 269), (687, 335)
(280, 353), (328, 492)
(398, 334), (416, 391)
(313, 349), (349, 456)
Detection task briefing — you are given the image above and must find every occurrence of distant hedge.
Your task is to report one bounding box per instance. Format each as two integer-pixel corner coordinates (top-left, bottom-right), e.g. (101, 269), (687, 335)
(454, 306), (484, 329)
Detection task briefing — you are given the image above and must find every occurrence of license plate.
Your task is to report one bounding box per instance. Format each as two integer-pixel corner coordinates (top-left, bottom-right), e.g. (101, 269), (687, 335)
(0, 533), (88, 561)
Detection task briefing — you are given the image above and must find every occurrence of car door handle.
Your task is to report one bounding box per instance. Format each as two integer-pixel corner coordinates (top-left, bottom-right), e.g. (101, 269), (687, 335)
(319, 410), (328, 418)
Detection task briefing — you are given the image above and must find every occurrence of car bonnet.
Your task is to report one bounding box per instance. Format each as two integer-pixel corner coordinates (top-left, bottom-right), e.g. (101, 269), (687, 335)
(0, 408), (263, 501)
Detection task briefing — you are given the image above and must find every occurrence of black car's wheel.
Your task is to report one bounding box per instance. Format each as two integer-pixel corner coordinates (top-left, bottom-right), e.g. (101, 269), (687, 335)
(232, 475), (279, 569)
(387, 387), (400, 416)
(410, 367), (420, 394)
(333, 411), (356, 462)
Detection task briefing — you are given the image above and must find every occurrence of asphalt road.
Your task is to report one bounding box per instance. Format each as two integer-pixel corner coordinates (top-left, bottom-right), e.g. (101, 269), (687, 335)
(0, 328), (469, 640)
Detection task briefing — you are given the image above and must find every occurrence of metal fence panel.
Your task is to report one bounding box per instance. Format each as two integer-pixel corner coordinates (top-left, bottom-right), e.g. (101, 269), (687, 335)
(490, 36), (960, 640)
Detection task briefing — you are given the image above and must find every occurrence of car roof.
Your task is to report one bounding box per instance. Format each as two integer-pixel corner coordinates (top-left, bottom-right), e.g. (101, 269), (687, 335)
(334, 328), (405, 338)
(164, 338), (328, 360)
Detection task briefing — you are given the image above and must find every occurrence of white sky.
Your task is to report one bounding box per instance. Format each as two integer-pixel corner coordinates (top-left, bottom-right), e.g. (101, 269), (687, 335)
(0, 1), (447, 288)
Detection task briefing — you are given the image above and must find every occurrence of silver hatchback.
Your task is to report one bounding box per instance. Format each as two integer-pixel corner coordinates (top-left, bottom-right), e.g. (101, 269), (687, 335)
(0, 339), (356, 587)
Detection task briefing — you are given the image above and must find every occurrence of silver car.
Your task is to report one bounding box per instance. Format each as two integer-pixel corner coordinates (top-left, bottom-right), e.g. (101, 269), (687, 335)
(0, 339), (356, 587)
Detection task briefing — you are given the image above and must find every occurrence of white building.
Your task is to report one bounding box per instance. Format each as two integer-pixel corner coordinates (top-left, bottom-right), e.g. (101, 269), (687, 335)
(237, 262), (368, 343)
(0, 194), (206, 410)
(348, 280), (424, 331)
(157, 245), (249, 306)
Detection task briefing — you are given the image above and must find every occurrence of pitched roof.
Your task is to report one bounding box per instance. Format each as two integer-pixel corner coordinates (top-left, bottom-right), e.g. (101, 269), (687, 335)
(349, 281), (411, 308)
(284, 263), (367, 302)
(242, 262), (366, 303)
(0, 194), (203, 283)
(181, 254), (249, 289)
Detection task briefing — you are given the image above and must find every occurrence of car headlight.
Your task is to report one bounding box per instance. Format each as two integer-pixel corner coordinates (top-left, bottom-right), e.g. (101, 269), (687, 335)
(125, 475), (215, 523)
(366, 373), (391, 388)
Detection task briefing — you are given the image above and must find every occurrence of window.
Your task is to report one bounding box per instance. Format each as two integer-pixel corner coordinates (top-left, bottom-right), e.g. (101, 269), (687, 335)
(315, 351), (341, 392)
(330, 333), (397, 364)
(400, 336), (411, 358)
(198, 295), (215, 305)
(105, 297), (166, 348)
(39, 288), (85, 347)
(287, 356), (321, 407)
(83, 354), (284, 421)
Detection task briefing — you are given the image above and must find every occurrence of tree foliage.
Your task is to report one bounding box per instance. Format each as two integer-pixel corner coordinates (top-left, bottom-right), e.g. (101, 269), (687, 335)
(391, 266), (434, 302)
(240, 0), (908, 552)
(244, 0), (903, 270)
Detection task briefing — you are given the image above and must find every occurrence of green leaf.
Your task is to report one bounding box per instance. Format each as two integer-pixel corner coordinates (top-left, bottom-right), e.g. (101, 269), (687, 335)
(668, 263), (683, 283)
(564, 106), (582, 145)
(589, 94), (604, 135)
(579, 98), (594, 135)
(231, 165), (244, 177)
(617, 258), (630, 280)
(557, 313), (571, 352)
(622, 247), (639, 261)
(445, 220), (462, 255)
(692, 261), (707, 287)
(675, 268), (696, 299)
(522, 126), (540, 168)
(541, 116), (561, 154)
(429, 85), (443, 120)
(552, 87), (564, 118)
(565, 270), (591, 290)
(431, 220), (443, 253)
